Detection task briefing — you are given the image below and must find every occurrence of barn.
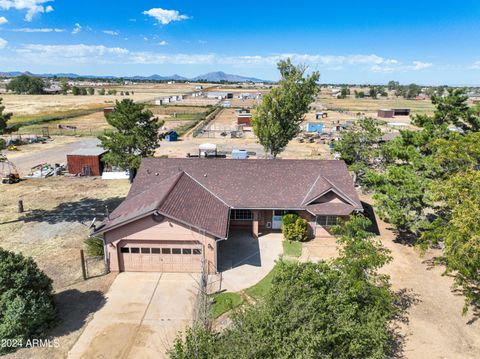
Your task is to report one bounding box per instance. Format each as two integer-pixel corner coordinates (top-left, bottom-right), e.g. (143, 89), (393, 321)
(377, 109), (395, 118)
(67, 148), (107, 176)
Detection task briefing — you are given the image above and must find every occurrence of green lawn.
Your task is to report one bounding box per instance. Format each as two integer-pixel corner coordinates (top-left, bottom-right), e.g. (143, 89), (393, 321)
(211, 292), (244, 318)
(245, 264), (281, 301)
(283, 240), (303, 258)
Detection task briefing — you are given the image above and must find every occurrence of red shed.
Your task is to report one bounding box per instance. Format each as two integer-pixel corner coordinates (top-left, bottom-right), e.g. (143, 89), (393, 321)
(67, 148), (107, 176)
(237, 113), (252, 126)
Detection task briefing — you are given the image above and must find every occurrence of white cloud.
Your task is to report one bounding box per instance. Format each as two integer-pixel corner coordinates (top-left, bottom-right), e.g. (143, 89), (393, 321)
(4, 45), (435, 76)
(72, 23), (82, 34)
(468, 61), (480, 70)
(409, 61), (432, 71)
(103, 30), (119, 36)
(13, 27), (64, 32)
(143, 8), (190, 25)
(0, 37), (7, 48)
(0, 16), (8, 25)
(0, 0), (54, 21)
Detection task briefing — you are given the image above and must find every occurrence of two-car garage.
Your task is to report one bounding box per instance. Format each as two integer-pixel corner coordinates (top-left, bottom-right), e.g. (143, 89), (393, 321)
(118, 240), (203, 273)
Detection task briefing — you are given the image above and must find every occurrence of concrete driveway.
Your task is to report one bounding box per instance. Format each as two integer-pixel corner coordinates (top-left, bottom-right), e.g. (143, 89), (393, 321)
(217, 231), (283, 292)
(68, 272), (198, 359)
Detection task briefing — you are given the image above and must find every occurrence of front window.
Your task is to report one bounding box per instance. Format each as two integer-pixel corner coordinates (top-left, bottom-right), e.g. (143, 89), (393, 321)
(316, 215), (339, 227)
(231, 209), (253, 220)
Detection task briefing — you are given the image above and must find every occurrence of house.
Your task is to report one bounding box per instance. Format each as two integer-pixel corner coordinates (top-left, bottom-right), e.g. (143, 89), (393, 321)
(93, 158), (363, 274)
(67, 148), (107, 176)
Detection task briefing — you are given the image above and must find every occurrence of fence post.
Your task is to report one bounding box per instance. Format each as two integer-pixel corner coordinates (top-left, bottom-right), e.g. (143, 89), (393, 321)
(80, 249), (87, 280)
(18, 200), (24, 213)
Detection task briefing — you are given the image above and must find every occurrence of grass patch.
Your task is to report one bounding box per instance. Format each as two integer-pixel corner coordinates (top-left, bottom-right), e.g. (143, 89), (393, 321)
(245, 264), (280, 301)
(283, 240), (302, 258)
(211, 292), (243, 318)
(9, 107), (105, 129)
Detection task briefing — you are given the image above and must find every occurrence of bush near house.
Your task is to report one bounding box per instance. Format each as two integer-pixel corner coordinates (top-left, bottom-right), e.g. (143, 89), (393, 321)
(0, 249), (56, 354)
(85, 236), (104, 257)
(281, 214), (308, 242)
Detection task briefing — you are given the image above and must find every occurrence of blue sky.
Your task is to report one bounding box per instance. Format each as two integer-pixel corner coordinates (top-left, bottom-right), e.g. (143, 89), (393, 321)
(0, 0), (479, 84)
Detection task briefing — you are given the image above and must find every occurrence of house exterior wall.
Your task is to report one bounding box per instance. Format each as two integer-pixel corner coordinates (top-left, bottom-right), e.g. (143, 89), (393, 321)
(104, 215), (217, 274)
(67, 155), (103, 176)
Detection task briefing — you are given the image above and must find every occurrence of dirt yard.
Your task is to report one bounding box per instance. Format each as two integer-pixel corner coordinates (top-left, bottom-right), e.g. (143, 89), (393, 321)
(303, 196), (480, 358)
(0, 176), (130, 359)
(155, 135), (331, 159)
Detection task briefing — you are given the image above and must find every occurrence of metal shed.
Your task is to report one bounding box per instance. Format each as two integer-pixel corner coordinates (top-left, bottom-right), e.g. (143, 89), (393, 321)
(67, 148), (107, 176)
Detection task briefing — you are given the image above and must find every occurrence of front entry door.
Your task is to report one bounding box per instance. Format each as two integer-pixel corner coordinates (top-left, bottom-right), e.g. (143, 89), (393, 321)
(272, 210), (283, 229)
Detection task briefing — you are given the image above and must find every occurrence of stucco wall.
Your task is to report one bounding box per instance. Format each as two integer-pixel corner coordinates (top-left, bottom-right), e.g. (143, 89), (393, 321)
(105, 215), (217, 273)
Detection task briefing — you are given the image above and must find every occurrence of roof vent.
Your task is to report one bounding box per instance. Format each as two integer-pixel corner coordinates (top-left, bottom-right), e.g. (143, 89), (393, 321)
(155, 172), (159, 176)
(204, 174), (207, 177)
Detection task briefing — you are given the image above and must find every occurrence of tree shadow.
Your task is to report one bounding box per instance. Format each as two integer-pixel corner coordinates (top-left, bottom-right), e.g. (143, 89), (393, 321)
(20, 197), (125, 225)
(49, 288), (106, 337)
(360, 201), (380, 235)
(390, 288), (421, 358)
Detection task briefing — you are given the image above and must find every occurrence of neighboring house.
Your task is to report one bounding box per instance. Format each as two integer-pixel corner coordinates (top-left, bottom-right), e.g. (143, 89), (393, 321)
(94, 158), (363, 274)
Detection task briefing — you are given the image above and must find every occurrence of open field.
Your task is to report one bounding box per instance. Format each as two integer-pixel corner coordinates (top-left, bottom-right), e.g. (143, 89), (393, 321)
(1, 83), (201, 117)
(12, 105), (211, 137)
(315, 95), (435, 116)
(0, 176), (130, 359)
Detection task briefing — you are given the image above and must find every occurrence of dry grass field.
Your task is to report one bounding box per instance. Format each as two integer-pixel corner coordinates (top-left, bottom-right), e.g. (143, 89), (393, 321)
(0, 177), (130, 359)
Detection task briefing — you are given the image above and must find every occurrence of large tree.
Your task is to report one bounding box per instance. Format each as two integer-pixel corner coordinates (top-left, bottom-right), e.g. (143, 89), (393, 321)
(0, 249), (56, 354)
(252, 59), (320, 158)
(0, 98), (13, 135)
(169, 216), (398, 359)
(6, 75), (45, 95)
(99, 99), (164, 181)
(332, 117), (383, 185)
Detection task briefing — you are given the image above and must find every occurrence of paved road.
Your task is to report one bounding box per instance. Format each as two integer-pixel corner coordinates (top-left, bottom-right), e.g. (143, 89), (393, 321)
(68, 272), (197, 359)
(6, 138), (100, 175)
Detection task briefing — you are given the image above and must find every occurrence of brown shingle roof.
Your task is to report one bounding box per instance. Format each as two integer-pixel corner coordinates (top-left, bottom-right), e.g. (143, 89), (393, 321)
(98, 158), (362, 238)
(306, 202), (356, 216)
(132, 158), (362, 209)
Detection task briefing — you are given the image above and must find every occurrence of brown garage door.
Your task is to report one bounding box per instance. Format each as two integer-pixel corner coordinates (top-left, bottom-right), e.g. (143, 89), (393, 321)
(118, 241), (203, 273)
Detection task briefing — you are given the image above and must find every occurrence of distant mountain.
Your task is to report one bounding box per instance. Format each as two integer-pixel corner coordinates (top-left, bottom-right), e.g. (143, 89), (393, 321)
(191, 71), (265, 83)
(0, 70), (268, 83)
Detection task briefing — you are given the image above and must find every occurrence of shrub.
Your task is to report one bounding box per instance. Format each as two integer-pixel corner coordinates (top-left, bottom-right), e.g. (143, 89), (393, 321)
(282, 214), (308, 242)
(0, 249), (56, 354)
(85, 236), (104, 257)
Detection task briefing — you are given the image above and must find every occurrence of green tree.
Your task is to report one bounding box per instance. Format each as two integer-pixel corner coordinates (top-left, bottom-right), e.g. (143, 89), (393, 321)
(99, 99), (164, 181)
(80, 87), (88, 96)
(420, 171), (480, 312)
(369, 86), (378, 99)
(98, 88), (106, 95)
(60, 79), (70, 95)
(332, 117), (383, 184)
(281, 214), (308, 242)
(413, 88), (480, 132)
(387, 80), (399, 91)
(252, 59), (320, 157)
(0, 98), (13, 135)
(0, 249), (56, 354)
(88, 87), (95, 95)
(339, 86), (349, 99)
(170, 217), (398, 359)
(72, 86), (80, 96)
(354, 90), (365, 98)
(6, 75), (45, 94)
